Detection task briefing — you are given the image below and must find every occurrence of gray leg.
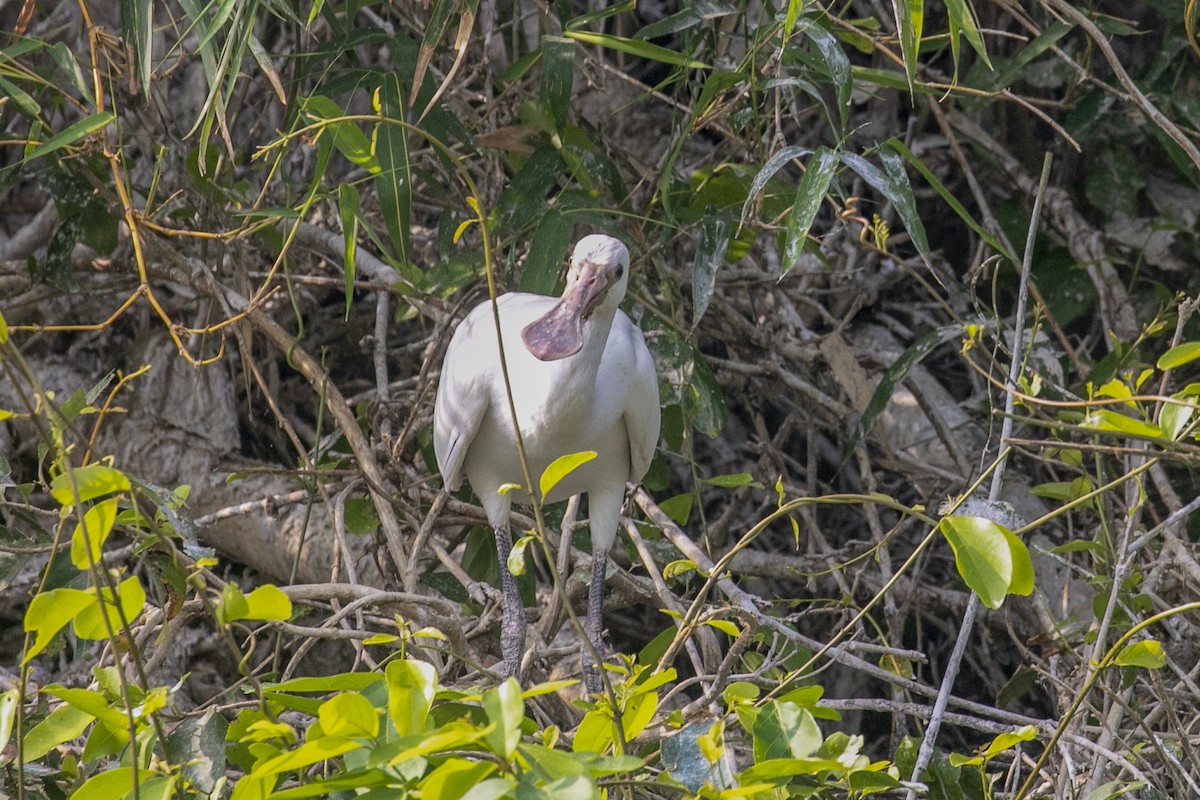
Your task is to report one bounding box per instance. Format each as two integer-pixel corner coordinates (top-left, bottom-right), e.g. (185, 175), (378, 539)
(583, 548), (608, 694)
(493, 525), (525, 682)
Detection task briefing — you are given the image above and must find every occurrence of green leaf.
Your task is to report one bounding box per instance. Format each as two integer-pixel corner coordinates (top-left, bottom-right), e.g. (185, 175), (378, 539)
(419, 760), (498, 800)
(1083, 410), (1163, 440)
(539, 451), (597, 498)
(562, 30), (710, 69)
(982, 724), (1038, 759)
(387, 658), (438, 737)
(243, 585), (292, 621)
(70, 497), (119, 570)
(939, 515), (1034, 609)
(1114, 640), (1165, 669)
(0, 309), (8, 343)
(739, 145), (811, 228)
(519, 210), (572, 295)
(1158, 341), (1200, 370)
(50, 464), (131, 507)
(752, 701), (822, 762)
(67, 766), (134, 800)
(376, 74), (412, 266)
(216, 583), (249, 626)
(0, 689), (17, 755)
(318, 693), (379, 739)
(0, 76), (39, 117)
(540, 36), (575, 134)
(22, 704), (94, 761)
(25, 112), (114, 161)
(802, 22), (852, 130)
(893, 0), (925, 93)
(783, 147), (839, 270)
(483, 678), (524, 759)
(506, 533), (534, 577)
(852, 323), (967, 451)
(693, 209), (731, 324)
(23, 587), (97, 664)
(700, 472), (764, 489)
(337, 182), (360, 318)
(73, 575), (146, 639)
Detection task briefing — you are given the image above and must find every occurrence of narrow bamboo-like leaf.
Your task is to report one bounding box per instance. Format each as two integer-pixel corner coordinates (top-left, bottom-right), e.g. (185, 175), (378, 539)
(944, 0), (992, 76)
(337, 182), (360, 318)
(1114, 640), (1165, 669)
(802, 23), (852, 130)
(540, 36), (575, 134)
(0, 76), (40, 116)
(693, 210), (731, 325)
(700, 472), (764, 489)
(892, 0), (924, 93)
(878, 145), (931, 262)
(70, 497), (119, 570)
(563, 30), (710, 69)
(987, 22), (1072, 91)
(519, 210), (572, 295)
(1158, 341), (1200, 370)
(784, 147), (838, 271)
(25, 112), (114, 161)
(539, 451), (597, 498)
(887, 139), (1012, 259)
(377, 74), (412, 267)
(118, 0), (153, 95)
(740, 145), (812, 228)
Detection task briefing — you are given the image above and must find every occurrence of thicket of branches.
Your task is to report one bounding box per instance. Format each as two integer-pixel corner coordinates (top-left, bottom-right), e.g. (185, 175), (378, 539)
(2, 0), (1200, 797)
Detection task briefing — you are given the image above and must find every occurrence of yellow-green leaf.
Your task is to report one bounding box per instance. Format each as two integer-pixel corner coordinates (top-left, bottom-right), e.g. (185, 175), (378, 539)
(539, 451), (597, 498)
(1114, 639), (1165, 669)
(244, 585), (293, 621)
(73, 576), (145, 639)
(318, 693), (379, 739)
(23, 587), (97, 664)
(70, 497), (119, 570)
(50, 464), (131, 507)
(1158, 341), (1200, 370)
(939, 515), (1033, 609)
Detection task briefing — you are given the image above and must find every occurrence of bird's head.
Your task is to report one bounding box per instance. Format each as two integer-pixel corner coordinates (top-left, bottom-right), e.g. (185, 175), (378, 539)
(522, 234), (630, 361)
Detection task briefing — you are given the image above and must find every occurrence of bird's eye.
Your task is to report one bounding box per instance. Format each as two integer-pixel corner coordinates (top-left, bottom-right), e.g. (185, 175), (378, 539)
(615, 265), (625, 279)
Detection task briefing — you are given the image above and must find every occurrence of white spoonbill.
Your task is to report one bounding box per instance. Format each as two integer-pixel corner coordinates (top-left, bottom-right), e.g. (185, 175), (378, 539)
(434, 234), (660, 691)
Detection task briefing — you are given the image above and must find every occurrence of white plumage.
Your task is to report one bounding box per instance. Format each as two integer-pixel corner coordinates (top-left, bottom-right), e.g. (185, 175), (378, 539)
(434, 234), (660, 690)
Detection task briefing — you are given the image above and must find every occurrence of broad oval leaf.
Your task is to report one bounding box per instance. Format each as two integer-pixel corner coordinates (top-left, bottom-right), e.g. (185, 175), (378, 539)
(70, 497), (119, 570)
(50, 464), (131, 507)
(23, 587), (97, 664)
(539, 451), (597, 498)
(244, 585), (293, 621)
(318, 693), (379, 739)
(938, 515), (1033, 609)
(1114, 639), (1165, 669)
(1158, 341), (1200, 370)
(483, 677), (524, 759)
(387, 658), (438, 737)
(73, 575), (146, 639)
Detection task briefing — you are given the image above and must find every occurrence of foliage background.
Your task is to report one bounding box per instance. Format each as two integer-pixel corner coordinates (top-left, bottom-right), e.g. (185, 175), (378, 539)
(2, 0), (1200, 797)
